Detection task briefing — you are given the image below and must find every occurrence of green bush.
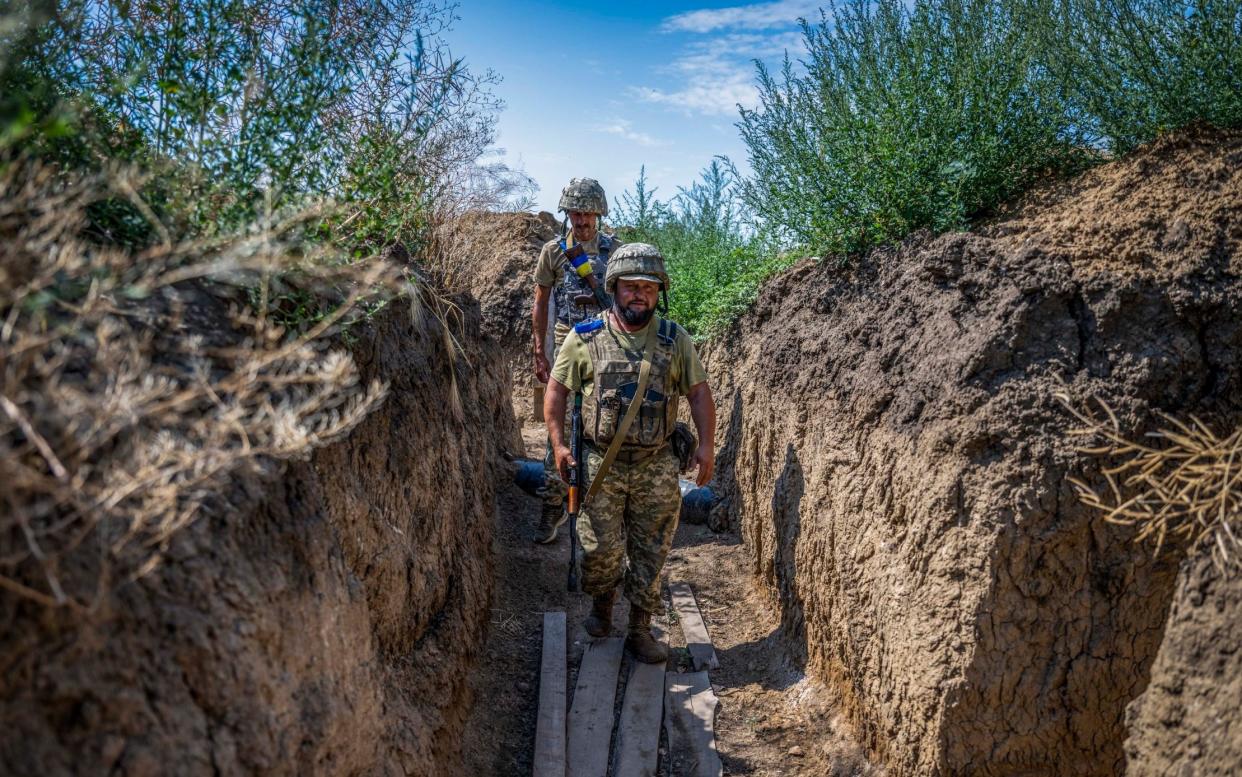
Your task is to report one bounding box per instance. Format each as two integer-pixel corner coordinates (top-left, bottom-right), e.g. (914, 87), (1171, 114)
(1041, 0), (1242, 152)
(614, 161), (794, 338)
(739, 0), (1089, 258)
(1, 0), (525, 249)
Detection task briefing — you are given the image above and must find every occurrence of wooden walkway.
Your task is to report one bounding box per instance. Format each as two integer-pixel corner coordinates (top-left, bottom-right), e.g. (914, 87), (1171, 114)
(533, 581), (721, 777)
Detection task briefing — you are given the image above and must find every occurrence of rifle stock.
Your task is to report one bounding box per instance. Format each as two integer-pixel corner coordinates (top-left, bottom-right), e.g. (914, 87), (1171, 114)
(567, 392), (584, 593)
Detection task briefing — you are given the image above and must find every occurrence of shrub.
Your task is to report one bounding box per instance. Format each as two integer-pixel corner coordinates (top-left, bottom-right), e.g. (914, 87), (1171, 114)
(738, 0), (1090, 257)
(1041, 0), (1242, 152)
(614, 161), (794, 338)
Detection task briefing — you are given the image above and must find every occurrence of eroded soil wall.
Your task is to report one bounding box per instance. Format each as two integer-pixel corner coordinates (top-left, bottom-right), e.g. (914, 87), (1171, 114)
(1124, 554), (1241, 776)
(704, 127), (1242, 776)
(0, 296), (517, 776)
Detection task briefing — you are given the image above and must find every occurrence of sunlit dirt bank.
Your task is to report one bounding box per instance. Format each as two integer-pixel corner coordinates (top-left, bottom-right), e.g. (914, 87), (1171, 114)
(702, 126), (1242, 776)
(0, 288), (517, 776)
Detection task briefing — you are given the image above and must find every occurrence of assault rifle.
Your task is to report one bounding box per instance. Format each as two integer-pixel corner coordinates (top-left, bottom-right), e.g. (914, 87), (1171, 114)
(567, 392), (584, 593)
(562, 241), (611, 311)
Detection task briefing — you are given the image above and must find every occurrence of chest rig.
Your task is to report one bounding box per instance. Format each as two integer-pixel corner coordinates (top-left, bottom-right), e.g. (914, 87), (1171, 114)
(575, 316), (679, 452)
(554, 234), (612, 327)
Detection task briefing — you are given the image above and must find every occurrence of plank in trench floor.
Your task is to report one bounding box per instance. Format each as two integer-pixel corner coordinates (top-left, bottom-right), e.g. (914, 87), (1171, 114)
(669, 581), (719, 672)
(664, 670), (722, 777)
(567, 637), (625, 777)
(534, 611), (567, 777)
(613, 627), (668, 777)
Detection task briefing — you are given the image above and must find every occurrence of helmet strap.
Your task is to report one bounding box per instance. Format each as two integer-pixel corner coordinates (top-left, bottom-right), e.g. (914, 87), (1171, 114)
(659, 288), (669, 315)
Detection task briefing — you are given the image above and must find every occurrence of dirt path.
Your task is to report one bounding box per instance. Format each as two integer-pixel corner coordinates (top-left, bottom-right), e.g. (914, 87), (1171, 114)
(462, 414), (878, 776)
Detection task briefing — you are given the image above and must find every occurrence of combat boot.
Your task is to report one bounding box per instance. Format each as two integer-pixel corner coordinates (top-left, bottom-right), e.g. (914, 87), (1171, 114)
(583, 590), (617, 638)
(533, 503), (566, 544)
(626, 605), (668, 664)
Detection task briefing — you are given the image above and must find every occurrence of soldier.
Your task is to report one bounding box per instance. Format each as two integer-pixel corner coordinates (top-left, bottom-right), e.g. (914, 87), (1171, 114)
(531, 178), (622, 544)
(543, 243), (716, 663)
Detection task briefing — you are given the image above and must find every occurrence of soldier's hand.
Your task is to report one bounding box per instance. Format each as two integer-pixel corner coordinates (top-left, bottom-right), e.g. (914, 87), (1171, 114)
(534, 351), (550, 384)
(553, 444), (576, 483)
(692, 444), (715, 487)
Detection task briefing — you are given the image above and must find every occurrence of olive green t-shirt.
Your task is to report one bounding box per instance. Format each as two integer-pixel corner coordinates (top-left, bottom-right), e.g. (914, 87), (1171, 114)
(551, 315), (708, 398)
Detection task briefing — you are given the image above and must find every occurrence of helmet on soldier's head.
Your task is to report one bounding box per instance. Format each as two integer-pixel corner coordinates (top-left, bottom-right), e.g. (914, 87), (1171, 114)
(605, 243), (670, 293)
(558, 177), (608, 216)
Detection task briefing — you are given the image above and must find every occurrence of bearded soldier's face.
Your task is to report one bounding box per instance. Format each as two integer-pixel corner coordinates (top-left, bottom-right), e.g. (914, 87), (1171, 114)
(614, 278), (660, 326)
(568, 210), (599, 242)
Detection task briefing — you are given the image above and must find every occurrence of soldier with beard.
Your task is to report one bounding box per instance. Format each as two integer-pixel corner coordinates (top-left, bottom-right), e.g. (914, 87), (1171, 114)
(543, 243), (716, 662)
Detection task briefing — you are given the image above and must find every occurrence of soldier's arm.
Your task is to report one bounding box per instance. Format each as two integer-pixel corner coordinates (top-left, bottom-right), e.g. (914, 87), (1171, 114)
(686, 380), (716, 486)
(532, 284), (553, 383)
(544, 377), (574, 481)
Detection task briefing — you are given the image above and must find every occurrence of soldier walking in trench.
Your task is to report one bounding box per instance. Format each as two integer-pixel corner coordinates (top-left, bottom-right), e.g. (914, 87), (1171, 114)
(543, 243), (716, 662)
(530, 178), (622, 544)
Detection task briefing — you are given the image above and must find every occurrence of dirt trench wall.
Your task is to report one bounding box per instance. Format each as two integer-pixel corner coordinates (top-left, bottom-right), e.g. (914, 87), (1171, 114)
(1124, 554), (1241, 776)
(703, 127), (1242, 776)
(0, 295), (518, 776)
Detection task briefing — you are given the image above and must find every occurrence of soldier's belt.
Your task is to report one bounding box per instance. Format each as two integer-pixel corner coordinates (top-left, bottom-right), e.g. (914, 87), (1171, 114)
(586, 441), (669, 465)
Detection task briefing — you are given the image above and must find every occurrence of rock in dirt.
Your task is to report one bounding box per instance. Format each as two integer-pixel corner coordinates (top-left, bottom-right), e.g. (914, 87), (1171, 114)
(704, 126), (1242, 776)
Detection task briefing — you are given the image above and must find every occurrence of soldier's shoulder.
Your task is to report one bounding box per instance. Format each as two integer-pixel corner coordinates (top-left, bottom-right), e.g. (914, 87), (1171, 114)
(655, 317), (685, 347)
(540, 237), (565, 254)
(600, 233), (624, 250)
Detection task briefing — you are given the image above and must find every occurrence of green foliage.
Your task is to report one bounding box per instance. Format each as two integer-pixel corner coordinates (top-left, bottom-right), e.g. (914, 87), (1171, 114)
(739, 0), (1240, 259)
(614, 162), (794, 339)
(1, 0), (524, 249)
(1040, 0), (1242, 153)
(739, 0), (1088, 258)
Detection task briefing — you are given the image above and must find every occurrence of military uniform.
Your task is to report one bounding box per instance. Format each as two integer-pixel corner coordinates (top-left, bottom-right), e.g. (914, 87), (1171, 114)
(550, 313), (708, 613)
(536, 181), (625, 521)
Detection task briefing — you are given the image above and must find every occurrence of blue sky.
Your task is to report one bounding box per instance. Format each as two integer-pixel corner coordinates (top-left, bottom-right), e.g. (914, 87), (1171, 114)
(448, 1), (820, 214)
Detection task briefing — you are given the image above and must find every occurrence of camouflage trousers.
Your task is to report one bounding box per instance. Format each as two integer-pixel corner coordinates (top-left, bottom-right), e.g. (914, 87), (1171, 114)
(543, 322), (573, 508)
(577, 444), (682, 613)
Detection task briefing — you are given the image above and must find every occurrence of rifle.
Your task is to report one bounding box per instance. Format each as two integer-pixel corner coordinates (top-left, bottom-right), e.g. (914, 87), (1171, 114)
(567, 392), (584, 593)
(562, 241), (611, 310)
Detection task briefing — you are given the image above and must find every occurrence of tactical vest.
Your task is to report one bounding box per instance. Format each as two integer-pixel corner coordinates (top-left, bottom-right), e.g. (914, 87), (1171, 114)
(554, 234), (611, 327)
(575, 316), (679, 452)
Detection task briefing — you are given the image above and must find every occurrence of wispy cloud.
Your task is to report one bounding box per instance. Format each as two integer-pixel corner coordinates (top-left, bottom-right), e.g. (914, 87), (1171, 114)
(662, 0), (822, 33)
(593, 119), (671, 147)
(630, 31), (806, 116)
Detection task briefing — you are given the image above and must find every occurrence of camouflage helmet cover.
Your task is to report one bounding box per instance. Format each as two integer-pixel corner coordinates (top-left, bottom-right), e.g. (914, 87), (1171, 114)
(605, 242), (670, 293)
(558, 177), (608, 216)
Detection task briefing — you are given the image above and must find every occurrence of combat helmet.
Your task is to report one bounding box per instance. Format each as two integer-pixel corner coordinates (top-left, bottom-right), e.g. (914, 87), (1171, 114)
(558, 177), (608, 216)
(605, 243), (669, 293)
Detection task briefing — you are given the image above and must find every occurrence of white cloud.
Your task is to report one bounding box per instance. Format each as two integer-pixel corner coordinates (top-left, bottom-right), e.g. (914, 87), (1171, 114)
(629, 31), (806, 116)
(662, 0), (823, 33)
(593, 119), (671, 147)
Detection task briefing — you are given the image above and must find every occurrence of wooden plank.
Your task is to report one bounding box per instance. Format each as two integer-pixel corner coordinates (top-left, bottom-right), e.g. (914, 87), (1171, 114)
(663, 671), (722, 777)
(613, 627), (667, 777)
(567, 637), (625, 777)
(670, 582), (719, 671)
(534, 611), (567, 777)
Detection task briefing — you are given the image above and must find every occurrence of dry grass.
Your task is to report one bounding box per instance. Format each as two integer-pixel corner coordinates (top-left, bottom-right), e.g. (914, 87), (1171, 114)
(1057, 393), (1242, 573)
(0, 161), (429, 611)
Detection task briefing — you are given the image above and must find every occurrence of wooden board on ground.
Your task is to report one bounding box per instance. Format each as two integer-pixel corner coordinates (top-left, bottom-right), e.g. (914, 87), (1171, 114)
(567, 637), (625, 777)
(534, 611), (567, 777)
(664, 670), (722, 777)
(613, 627), (668, 777)
(670, 581), (719, 671)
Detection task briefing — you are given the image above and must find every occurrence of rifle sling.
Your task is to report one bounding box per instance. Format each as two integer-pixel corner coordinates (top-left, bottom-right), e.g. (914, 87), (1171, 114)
(583, 319), (657, 509)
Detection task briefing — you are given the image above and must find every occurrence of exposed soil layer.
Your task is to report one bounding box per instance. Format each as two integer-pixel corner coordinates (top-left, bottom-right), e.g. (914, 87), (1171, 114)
(0, 294), (518, 776)
(1124, 553), (1241, 776)
(702, 126), (1242, 776)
